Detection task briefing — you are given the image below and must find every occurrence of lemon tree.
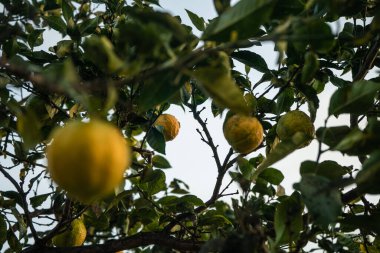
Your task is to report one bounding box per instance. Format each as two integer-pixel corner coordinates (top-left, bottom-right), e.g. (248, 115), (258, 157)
(0, 1), (380, 253)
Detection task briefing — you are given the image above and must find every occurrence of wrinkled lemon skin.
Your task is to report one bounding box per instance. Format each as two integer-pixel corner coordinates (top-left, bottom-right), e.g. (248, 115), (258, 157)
(47, 120), (131, 203)
(276, 110), (315, 146)
(52, 219), (86, 247)
(223, 114), (264, 154)
(154, 114), (180, 141)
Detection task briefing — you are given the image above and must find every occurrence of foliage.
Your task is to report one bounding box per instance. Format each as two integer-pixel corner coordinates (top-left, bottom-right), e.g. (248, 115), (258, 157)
(0, 0), (379, 252)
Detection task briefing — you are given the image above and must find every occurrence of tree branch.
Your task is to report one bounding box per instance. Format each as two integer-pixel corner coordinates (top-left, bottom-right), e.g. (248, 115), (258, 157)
(22, 232), (203, 253)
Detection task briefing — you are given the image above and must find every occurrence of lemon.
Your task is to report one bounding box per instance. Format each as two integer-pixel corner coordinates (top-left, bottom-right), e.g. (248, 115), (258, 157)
(276, 110), (315, 146)
(47, 120), (131, 203)
(52, 218), (86, 247)
(223, 114), (264, 154)
(154, 114), (180, 141)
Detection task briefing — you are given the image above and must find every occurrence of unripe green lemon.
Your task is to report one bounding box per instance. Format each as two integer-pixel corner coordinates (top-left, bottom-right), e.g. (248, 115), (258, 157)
(52, 219), (86, 247)
(47, 120), (131, 203)
(154, 114), (180, 141)
(276, 110), (315, 146)
(223, 114), (264, 154)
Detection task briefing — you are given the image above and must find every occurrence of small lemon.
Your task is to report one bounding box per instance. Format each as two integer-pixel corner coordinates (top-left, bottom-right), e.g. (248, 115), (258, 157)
(223, 114), (264, 154)
(276, 110), (315, 146)
(154, 114), (180, 141)
(47, 120), (131, 203)
(52, 218), (86, 247)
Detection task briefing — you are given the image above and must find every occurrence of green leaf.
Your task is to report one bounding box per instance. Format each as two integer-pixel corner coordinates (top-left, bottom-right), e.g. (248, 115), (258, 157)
(316, 126), (351, 148)
(301, 51), (319, 83)
(259, 168), (284, 185)
(140, 169), (166, 195)
(192, 53), (249, 115)
(61, 0), (74, 22)
(137, 72), (185, 112)
(333, 128), (365, 152)
(329, 81), (380, 116)
(43, 16), (67, 35)
(253, 132), (310, 180)
(7, 229), (21, 253)
(274, 191), (304, 244)
(179, 195), (204, 206)
(152, 155), (171, 169)
(0, 214), (7, 251)
(275, 88), (294, 115)
(341, 213), (380, 234)
(185, 9), (205, 31)
(231, 50), (269, 73)
(300, 160), (347, 181)
(78, 17), (99, 36)
(202, 0), (276, 41)
(237, 157), (254, 180)
(30, 193), (50, 209)
(297, 174), (342, 227)
(28, 29), (44, 48)
(147, 127), (166, 154)
(356, 150), (380, 194)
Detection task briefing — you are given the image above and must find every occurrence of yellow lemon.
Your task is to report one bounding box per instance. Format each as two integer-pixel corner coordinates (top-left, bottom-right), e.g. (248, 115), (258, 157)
(52, 218), (86, 247)
(276, 110), (315, 146)
(154, 114), (180, 141)
(223, 114), (264, 154)
(47, 120), (131, 203)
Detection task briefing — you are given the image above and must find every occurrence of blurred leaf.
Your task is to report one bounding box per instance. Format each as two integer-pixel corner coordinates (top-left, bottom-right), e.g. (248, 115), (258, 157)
(300, 160), (347, 181)
(254, 132), (310, 179)
(185, 9), (205, 31)
(301, 51), (319, 83)
(274, 191), (304, 244)
(275, 88), (294, 115)
(43, 16), (67, 35)
(78, 17), (99, 36)
(17, 111), (42, 149)
(7, 229), (21, 253)
(259, 168), (284, 185)
(356, 150), (380, 194)
(341, 213), (380, 234)
(329, 81), (380, 116)
(231, 50), (269, 73)
(271, 0), (305, 19)
(237, 157), (253, 180)
(297, 174), (342, 227)
(202, 0), (276, 41)
(316, 126), (351, 148)
(28, 29), (44, 48)
(147, 127), (166, 154)
(0, 214), (7, 251)
(152, 155), (171, 169)
(192, 53), (249, 115)
(61, 0), (74, 22)
(179, 195), (204, 206)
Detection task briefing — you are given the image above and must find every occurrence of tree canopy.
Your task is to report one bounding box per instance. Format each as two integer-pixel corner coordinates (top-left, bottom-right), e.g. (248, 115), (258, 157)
(0, 0), (380, 252)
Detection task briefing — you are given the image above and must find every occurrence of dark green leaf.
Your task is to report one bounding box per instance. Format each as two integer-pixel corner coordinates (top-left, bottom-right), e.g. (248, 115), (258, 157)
(275, 88), (294, 115)
(0, 214), (7, 251)
(231, 50), (269, 73)
(78, 17), (99, 36)
(7, 229), (21, 253)
(140, 169), (166, 195)
(297, 174), (342, 227)
(43, 16), (67, 35)
(316, 126), (351, 148)
(329, 81), (380, 116)
(202, 0), (276, 41)
(341, 213), (380, 234)
(28, 29), (44, 48)
(300, 160), (347, 181)
(259, 168), (284, 185)
(152, 155), (171, 169)
(274, 191), (304, 243)
(185, 9), (205, 31)
(30, 193), (50, 209)
(356, 150), (380, 194)
(61, 0), (73, 22)
(179, 195), (204, 206)
(147, 127), (166, 154)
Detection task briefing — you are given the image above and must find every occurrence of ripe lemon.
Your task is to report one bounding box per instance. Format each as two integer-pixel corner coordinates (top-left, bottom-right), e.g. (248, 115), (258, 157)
(223, 114), (264, 154)
(52, 218), (86, 247)
(276, 110), (315, 146)
(47, 120), (131, 203)
(154, 114), (180, 141)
